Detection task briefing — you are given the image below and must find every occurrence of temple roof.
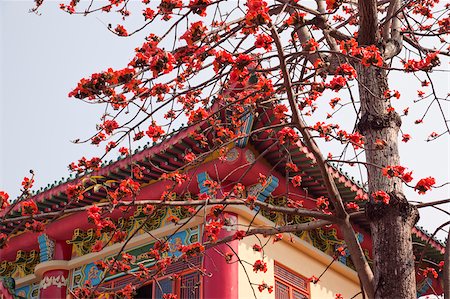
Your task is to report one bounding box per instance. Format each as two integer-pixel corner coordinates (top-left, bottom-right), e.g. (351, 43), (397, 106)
(1, 107), (445, 262)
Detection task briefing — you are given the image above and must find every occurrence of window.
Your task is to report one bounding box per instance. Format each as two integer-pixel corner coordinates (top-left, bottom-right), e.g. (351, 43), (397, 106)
(134, 271), (201, 299)
(274, 262), (310, 299)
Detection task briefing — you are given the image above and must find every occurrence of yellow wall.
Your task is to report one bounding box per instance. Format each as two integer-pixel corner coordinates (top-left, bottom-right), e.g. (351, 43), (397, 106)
(237, 215), (363, 299)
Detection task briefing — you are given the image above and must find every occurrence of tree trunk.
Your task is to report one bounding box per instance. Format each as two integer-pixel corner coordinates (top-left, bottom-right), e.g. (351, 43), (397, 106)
(357, 65), (419, 299)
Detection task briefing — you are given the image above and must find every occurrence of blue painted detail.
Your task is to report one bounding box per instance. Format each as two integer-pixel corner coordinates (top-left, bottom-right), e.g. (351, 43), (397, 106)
(38, 234), (54, 263)
(15, 282), (39, 299)
(256, 175), (279, 202)
(236, 110), (254, 148)
(197, 172), (210, 195)
(417, 277), (433, 297)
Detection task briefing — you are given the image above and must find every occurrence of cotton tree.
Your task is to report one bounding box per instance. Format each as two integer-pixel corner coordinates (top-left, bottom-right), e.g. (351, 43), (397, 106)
(1, 0), (449, 298)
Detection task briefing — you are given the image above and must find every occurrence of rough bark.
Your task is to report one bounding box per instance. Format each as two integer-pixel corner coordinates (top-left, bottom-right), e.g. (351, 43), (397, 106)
(357, 64), (419, 299)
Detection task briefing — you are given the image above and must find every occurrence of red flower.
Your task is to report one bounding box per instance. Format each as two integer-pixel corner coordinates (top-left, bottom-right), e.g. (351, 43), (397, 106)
(114, 25), (128, 37)
(274, 104), (288, 120)
(286, 162), (299, 172)
(143, 7), (155, 20)
(158, 0), (183, 20)
(303, 38), (319, 52)
(253, 260), (268, 273)
(328, 76), (347, 92)
(382, 165), (406, 178)
(285, 11), (306, 26)
(402, 171), (413, 183)
(422, 267), (438, 279)
(402, 134), (411, 143)
(277, 127), (299, 144)
(189, 0), (210, 16)
(0, 191), (9, 210)
(372, 190), (390, 205)
(188, 107), (208, 124)
(347, 132), (364, 149)
(316, 196), (329, 210)
(21, 200), (38, 216)
(258, 282), (273, 293)
(181, 242), (205, 257)
(273, 233), (283, 243)
(66, 183), (85, 201)
(255, 34), (273, 50)
(180, 21), (207, 46)
(345, 202), (359, 211)
(415, 177), (435, 194)
(25, 220), (45, 232)
(101, 119), (119, 134)
(252, 244), (262, 252)
(291, 175), (302, 187)
(22, 177), (34, 190)
(119, 147), (129, 156)
(233, 230), (246, 240)
(335, 63), (357, 79)
(146, 122), (165, 141)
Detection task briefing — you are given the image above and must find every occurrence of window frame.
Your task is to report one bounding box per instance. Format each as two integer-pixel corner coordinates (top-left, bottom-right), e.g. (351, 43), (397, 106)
(274, 261), (310, 299)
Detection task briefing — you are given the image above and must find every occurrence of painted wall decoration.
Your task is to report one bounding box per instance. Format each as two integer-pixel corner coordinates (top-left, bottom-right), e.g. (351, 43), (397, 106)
(261, 196), (372, 269)
(69, 226), (200, 291)
(67, 205), (191, 257)
(39, 275), (68, 290)
(15, 282), (40, 299)
(0, 250), (40, 279)
(247, 175), (280, 203)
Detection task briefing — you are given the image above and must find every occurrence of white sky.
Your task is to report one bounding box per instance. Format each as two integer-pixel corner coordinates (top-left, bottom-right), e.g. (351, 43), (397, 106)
(0, 0), (449, 241)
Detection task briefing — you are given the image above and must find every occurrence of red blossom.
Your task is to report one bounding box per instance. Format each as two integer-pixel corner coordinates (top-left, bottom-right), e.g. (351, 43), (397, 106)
(316, 196), (329, 210)
(0, 191), (10, 210)
(273, 233), (283, 243)
(258, 282), (273, 293)
(253, 259), (268, 273)
(303, 38), (319, 52)
(146, 122), (165, 141)
(414, 177), (435, 194)
(180, 21), (207, 46)
(25, 220), (45, 232)
(422, 267), (438, 279)
(255, 34), (273, 50)
(285, 11), (306, 26)
(66, 183), (85, 201)
(158, 0), (183, 20)
(21, 200), (38, 216)
(328, 76), (347, 92)
(335, 63), (357, 79)
(143, 7), (155, 20)
(114, 25), (128, 36)
(402, 134), (411, 143)
(291, 175), (302, 187)
(22, 177), (34, 190)
(189, 0), (211, 16)
(252, 244), (262, 252)
(372, 190), (390, 205)
(286, 162), (299, 172)
(188, 107), (208, 124)
(277, 127), (299, 144)
(119, 147), (129, 156)
(345, 202), (359, 211)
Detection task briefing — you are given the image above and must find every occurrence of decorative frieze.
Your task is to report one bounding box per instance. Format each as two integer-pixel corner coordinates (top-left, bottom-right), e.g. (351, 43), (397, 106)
(39, 275), (68, 289)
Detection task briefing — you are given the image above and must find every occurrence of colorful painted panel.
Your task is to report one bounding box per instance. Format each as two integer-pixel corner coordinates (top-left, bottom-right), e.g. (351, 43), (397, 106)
(15, 282), (40, 299)
(69, 226), (200, 290)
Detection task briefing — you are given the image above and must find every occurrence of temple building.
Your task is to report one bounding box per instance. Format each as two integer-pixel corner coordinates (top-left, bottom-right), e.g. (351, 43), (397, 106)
(0, 108), (445, 299)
